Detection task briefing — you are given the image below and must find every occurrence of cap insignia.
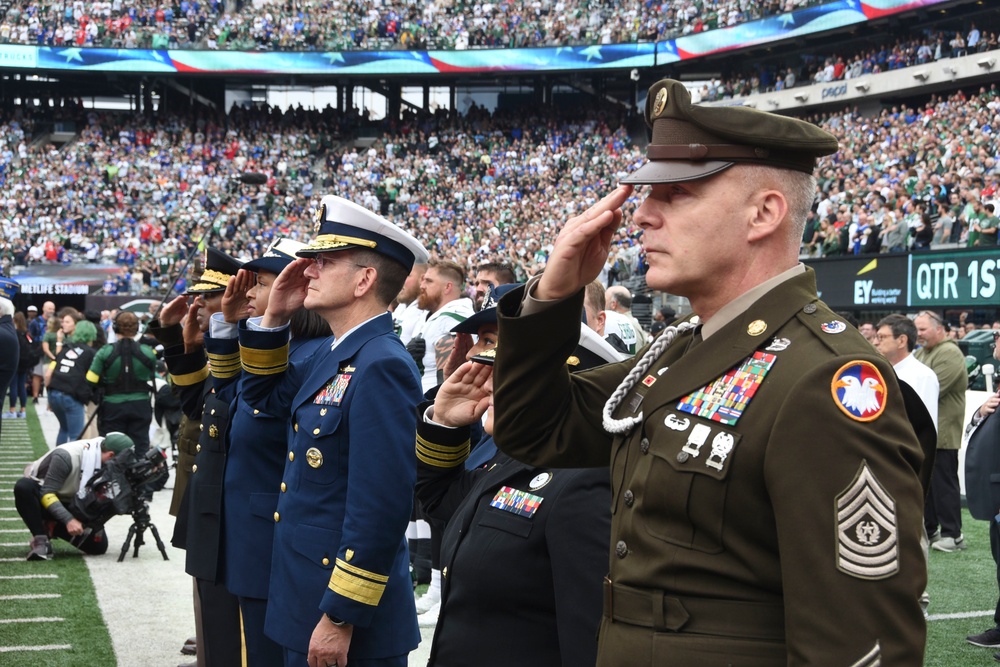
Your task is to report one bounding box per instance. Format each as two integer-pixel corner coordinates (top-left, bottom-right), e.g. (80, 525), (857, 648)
(652, 88), (668, 117)
(313, 203), (326, 233)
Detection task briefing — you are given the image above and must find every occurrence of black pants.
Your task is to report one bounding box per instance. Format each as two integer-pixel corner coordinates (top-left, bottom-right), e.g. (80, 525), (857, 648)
(924, 449), (962, 539)
(992, 519), (1000, 626)
(99, 398), (152, 458)
(13, 478), (108, 554)
(196, 578), (242, 667)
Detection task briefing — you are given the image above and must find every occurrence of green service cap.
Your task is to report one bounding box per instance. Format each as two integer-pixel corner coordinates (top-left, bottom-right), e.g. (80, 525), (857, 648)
(622, 79), (840, 185)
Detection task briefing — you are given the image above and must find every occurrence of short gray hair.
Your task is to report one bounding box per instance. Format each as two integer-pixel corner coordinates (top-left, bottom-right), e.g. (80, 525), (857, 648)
(0, 297), (14, 317)
(737, 165), (817, 244)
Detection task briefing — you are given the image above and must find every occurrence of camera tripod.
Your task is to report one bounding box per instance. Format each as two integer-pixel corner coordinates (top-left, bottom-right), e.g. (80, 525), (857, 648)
(117, 501), (169, 562)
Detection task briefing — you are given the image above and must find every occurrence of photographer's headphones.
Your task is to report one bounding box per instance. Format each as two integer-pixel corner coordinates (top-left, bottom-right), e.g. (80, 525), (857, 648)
(112, 310), (125, 334)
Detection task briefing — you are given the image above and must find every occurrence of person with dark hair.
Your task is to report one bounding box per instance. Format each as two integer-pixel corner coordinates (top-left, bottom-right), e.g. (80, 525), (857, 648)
(46, 320), (99, 444)
(149, 246), (246, 667)
(14, 432), (134, 560)
(5, 311), (32, 419)
(472, 262), (516, 310)
(238, 195), (428, 667)
(875, 314), (939, 428)
(86, 310), (158, 458)
(415, 284), (615, 667)
(0, 279), (19, 436)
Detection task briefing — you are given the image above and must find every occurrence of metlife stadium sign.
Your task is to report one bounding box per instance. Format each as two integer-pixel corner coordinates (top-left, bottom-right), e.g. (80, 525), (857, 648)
(0, 0), (954, 76)
(806, 248), (1000, 310)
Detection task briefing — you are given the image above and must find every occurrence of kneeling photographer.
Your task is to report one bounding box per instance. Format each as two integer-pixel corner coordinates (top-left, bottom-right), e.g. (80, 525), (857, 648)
(13, 432), (134, 561)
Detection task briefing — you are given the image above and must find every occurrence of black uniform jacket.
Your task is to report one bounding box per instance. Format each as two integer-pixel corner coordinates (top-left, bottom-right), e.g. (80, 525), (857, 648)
(163, 333), (239, 582)
(493, 269), (927, 666)
(416, 404), (610, 667)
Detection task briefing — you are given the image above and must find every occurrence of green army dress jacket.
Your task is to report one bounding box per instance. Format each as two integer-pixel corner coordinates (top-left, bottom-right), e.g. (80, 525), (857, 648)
(493, 268), (926, 667)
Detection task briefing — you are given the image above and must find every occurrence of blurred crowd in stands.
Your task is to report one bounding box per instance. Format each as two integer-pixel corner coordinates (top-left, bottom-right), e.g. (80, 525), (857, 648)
(0, 0), (818, 51)
(1, 71), (999, 295)
(697, 20), (1000, 102)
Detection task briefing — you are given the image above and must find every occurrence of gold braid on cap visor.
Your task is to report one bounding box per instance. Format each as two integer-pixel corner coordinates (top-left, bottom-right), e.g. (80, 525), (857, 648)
(189, 269), (233, 291)
(306, 234), (378, 251)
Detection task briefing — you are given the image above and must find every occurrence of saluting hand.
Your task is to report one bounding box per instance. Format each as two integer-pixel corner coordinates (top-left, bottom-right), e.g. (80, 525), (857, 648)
(182, 302), (203, 353)
(221, 270), (254, 324)
(536, 184), (633, 300)
(442, 332), (474, 379)
(433, 361), (492, 428)
(262, 258), (311, 328)
(158, 295), (190, 328)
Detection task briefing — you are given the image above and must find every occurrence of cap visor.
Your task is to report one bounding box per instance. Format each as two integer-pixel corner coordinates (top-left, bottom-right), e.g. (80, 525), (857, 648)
(620, 160), (733, 185)
(452, 308), (497, 334)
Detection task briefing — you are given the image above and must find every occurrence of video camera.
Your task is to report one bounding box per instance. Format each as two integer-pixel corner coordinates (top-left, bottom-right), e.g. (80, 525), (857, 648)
(71, 447), (169, 530)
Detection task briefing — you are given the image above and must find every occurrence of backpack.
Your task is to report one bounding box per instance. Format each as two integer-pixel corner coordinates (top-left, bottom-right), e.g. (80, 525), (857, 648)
(101, 338), (156, 395)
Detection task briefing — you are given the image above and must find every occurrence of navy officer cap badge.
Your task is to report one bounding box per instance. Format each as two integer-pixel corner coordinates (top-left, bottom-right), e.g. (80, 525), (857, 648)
(299, 195), (430, 272)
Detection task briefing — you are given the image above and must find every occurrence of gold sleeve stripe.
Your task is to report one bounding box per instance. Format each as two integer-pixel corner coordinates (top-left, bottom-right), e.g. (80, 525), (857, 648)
(85, 370), (100, 383)
(207, 351), (241, 365)
(240, 343), (289, 376)
(328, 567), (386, 606)
(335, 557), (390, 583)
(416, 434), (470, 468)
(208, 354), (242, 379)
(171, 366), (210, 386)
(41, 493), (60, 509)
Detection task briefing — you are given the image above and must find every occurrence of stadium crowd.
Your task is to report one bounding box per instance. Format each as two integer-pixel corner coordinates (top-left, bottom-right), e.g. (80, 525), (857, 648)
(698, 20), (1000, 102)
(2, 75), (1000, 292)
(0, 0), (819, 51)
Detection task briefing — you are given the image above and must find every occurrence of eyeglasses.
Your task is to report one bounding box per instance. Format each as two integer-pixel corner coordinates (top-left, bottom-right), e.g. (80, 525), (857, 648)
(313, 254), (369, 272)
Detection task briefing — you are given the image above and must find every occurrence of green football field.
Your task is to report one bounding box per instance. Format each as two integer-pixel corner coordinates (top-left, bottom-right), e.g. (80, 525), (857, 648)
(0, 401), (997, 665)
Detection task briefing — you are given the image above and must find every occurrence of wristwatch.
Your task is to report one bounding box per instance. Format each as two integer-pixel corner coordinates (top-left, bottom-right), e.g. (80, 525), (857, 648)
(325, 613), (347, 627)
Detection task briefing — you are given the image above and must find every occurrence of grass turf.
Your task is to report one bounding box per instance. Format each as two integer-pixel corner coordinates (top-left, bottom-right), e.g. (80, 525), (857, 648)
(0, 400), (117, 667)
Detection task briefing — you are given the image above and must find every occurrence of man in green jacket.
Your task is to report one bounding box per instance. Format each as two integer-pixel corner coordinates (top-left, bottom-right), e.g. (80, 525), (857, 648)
(915, 310), (968, 552)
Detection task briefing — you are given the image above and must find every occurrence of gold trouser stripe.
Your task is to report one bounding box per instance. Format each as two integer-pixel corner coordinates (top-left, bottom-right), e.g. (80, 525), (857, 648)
(328, 567), (386, 606)
(85, 370), (100, 383)
(240, 343), (289, 375)
(239, 604), (247, 667)
(415, 434), (470, 468)
(171, 366), (210, 387)
(41, 493), (60, 509)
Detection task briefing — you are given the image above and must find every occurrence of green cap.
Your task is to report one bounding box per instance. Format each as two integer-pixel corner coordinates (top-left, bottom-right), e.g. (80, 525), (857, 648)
(622, 79), (839, 185)
(102, 432), (134, 455)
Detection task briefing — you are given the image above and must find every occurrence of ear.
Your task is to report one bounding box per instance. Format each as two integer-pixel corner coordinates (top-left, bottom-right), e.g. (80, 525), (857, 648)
(101, 450), (116, 462)
(354, 266), (378, 299)
(595, 311), (606, 337)
(746, 188), (789, 244)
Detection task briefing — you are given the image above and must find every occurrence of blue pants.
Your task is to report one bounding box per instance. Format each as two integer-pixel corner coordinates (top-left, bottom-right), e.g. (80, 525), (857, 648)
(8, 371), (27, 410)
(284, 647), (406, 667)
(239, 596), (283, 667)
(48, 389), (85, 445)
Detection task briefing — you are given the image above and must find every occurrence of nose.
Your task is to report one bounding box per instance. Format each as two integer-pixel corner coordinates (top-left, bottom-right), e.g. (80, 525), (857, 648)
(632, 194), (656, 230)
(302, 260), (319, 279)
(484, 372), (494, 394)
